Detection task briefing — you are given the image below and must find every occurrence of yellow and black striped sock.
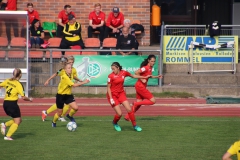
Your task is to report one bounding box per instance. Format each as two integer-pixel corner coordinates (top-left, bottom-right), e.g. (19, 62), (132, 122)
(53, 113), (59, 123)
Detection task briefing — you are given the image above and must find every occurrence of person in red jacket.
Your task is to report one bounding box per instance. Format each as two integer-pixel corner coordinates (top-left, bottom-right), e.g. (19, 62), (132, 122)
(88, 3), (105, 46)
(104, 7), (124, 39)
(57, 5), (76, 37)
(1, 0), (19, 44)
(21, 3), (40, 37)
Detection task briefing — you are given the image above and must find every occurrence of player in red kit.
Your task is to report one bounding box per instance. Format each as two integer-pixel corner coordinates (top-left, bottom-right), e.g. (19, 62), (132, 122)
(124, 55), (163, 121)
(107, 62), (150, 132)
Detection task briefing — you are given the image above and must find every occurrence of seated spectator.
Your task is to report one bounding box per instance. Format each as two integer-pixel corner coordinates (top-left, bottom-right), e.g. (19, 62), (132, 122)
(57, 5), (76, 37)
(120, 19), (140, 55)
(2, 0), (19, 45)
(116, 26), (137, 55)
(104, 7), (124, 39)
(59, 15), (85, 60)
(88, 3), (105, 47)
(21, 3), (40, 37)
(30, 19), (44, 48)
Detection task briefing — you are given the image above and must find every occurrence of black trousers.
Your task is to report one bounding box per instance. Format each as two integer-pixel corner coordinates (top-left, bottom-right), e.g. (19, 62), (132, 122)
(57, 25), (64, 38)
(103, 26), (120, 39)
(5, 20), (19, 43)
(59, 38), (85, 56)
(88, 26), (105, 42)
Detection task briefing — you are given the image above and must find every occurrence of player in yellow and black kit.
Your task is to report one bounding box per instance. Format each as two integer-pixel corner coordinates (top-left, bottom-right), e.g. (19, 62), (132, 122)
(59, 14), (85, 58)
(52, 62), (89, 127)
(42, 56), (82, 122)
(0, 68), (32, 140)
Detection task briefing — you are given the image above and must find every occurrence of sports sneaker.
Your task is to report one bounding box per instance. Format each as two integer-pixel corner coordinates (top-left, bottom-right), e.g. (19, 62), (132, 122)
(112, 122), (121, 132)
(58, 117), (67, 122)
(42, 110), (47, 121)
(66, 114), (75, 122)
(134, 125), (142, 132)
(1, 123), (6, 135)
(4, 136), (13, 140)
(52, 122), (56, 127)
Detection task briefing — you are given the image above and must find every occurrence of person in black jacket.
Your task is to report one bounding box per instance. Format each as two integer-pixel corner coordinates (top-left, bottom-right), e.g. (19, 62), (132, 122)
(59, 14), (85, 59)
(116, 27), (137, 55)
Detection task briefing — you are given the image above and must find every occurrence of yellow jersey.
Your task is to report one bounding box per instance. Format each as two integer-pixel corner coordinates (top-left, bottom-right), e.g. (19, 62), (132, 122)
(57, 67), (77, 81)
(227, 140), (240, 160)
(63, 22), (82, 42)
(0, 79), (25, 101)
(57, 73), (74, 95)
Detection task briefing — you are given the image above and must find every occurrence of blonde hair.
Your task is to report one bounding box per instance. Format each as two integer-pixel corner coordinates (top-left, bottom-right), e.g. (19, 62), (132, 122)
(10, 68), (22, 81)
(94, 3), (101, 8)
(67, 55), (75, 62)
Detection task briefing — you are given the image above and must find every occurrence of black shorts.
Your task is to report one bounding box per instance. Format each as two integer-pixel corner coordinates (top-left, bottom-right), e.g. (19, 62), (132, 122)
(3, 100), (21, 118)
(56, 94), (75, 109)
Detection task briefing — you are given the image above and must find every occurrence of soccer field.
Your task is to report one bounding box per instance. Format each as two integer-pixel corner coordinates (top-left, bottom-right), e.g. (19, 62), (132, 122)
(0, 116), (239, 160)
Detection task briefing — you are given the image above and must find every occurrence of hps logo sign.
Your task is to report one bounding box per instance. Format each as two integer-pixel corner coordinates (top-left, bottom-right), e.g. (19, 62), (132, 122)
(166, 36), (234, 51)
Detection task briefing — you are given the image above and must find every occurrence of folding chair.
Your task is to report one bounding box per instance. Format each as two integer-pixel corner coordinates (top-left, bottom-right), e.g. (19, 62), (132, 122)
(102, 38), (117, 55)
(42, 22), (57, 38)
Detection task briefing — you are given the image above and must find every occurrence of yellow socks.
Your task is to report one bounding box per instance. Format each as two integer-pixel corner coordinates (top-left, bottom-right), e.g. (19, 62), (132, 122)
(5, 120), (14, 127)
(53, 113), (60, 123)
(69, 109), (77, 117)
(47, 104), (57, 114)
(62, 105), (70, 117)
(6, 123), (18, 137)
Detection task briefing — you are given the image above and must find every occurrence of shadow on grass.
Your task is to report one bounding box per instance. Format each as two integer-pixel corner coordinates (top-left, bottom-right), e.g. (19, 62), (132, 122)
(14, 132), (35, 139)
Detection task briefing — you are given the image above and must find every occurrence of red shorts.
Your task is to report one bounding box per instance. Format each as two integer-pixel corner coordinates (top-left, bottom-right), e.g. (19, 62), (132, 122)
(135, 82), (153, 100)
(107, 91), (127, 108)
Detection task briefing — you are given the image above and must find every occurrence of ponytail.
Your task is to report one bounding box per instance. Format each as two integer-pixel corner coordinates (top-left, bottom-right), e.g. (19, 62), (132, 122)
(111, 62), (122, 70)
(140, 55), (156, 68)
(10, 68), (22, 81)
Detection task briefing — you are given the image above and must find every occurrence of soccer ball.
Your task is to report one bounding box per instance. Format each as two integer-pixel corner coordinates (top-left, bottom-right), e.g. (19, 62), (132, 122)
(66, 122), (77, 131)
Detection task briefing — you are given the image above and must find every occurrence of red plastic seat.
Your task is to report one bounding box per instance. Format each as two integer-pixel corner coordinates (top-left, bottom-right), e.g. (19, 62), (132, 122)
(48, 38), (62, 48)
(10, 37), (26, 47)
(85, 38), (100, 47)
(29, 51), (44, 58)
(0, 51), (6, 58)
(0, 37), (8, 47)
(45, 51), (62, 58)
(8, 51), (25, 58)
(102, 38), (117, 48)
(82, 51), (98, 55)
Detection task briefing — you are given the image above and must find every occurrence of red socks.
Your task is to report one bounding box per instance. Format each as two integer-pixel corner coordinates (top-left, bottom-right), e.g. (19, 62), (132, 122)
(128, 111), (136, 126)
(133, 99), (155, 112)
(113, 114), (122, 124)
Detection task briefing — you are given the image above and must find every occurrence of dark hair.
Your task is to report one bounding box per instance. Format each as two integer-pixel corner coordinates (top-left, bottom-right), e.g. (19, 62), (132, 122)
(64, 5), (71, 9)
(10, 68), (22, 81)
(111, 62), (122, 70)
(140, 55), (156, 68)
(27, 3), (33, 7)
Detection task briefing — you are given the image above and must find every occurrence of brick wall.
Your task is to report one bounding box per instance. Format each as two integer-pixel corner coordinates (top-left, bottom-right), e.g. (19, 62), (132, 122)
(16, 0), (150, 45)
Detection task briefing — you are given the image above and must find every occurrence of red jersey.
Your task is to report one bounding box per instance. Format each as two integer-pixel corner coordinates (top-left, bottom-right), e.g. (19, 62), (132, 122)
(28, 10), (40, 24)
(89, 11), (105, 25)
(58, 10), (76, 24)
(5, 0), (16, 11)
(136, 65), (152, 86)
(107, 70), (131, 93)
(106, 12), (124, 28)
